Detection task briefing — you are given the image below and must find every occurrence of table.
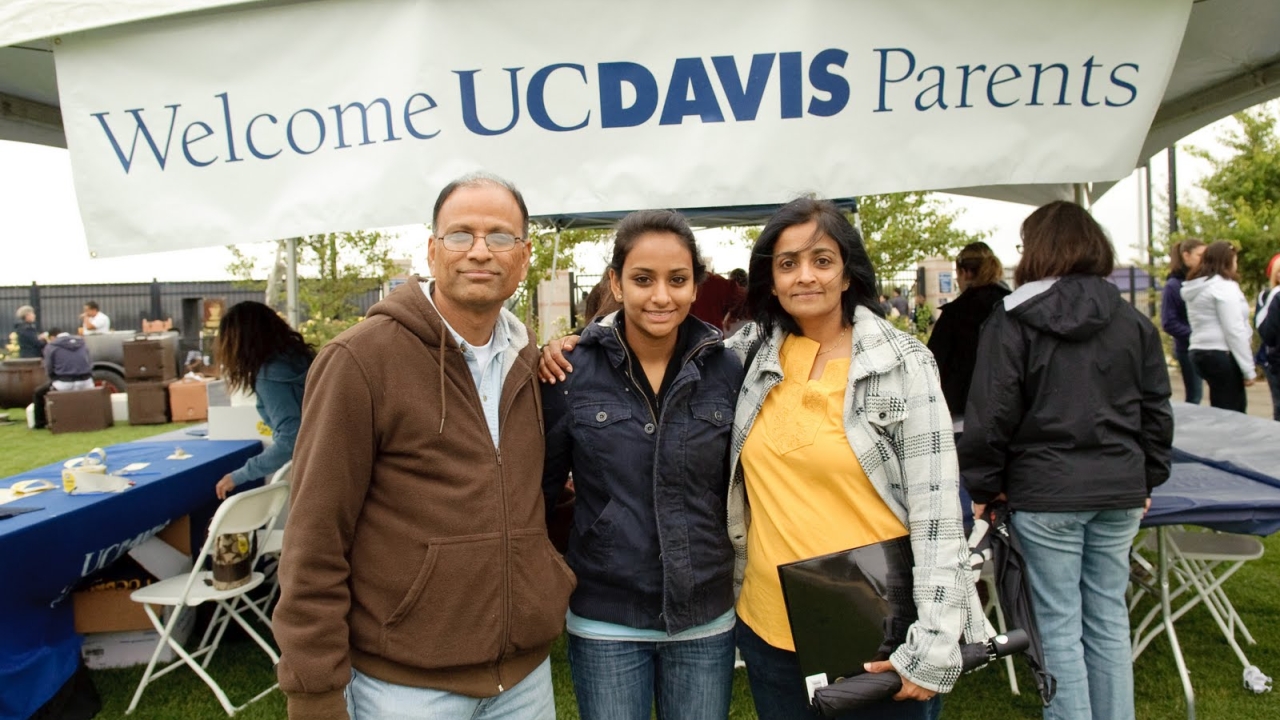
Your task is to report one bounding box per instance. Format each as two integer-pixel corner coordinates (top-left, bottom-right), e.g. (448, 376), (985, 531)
(0, 439), (261, 720)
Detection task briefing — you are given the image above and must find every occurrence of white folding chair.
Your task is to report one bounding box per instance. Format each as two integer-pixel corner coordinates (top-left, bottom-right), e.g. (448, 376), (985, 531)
(126, 482), (290, 716)
(251, 461), (291, 616)
(979, 565), (1020, 695)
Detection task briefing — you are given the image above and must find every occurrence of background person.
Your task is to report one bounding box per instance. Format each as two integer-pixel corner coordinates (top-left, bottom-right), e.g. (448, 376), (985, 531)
(1254, 252), (1280, 421)
(730, 198), (984, 720)
(542, 210), (742, 720)
(926, 242), (1010, 417)
(1161, 239), (1207, 404)
(1182, 241), (1256, 413)
(30, 328), (94, 429)
(889, 287), (910, 318)
(961, 201), (1173, 720)
(13, 305), (46, 359)
(212, 301), (314, 499)
(79, 301), (110, 333)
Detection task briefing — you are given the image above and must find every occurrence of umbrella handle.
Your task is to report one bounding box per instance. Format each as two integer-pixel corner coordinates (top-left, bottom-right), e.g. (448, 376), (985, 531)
(812, 672), (902, 717)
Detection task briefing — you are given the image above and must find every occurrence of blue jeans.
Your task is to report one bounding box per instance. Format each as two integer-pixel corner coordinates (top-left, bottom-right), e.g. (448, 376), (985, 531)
(734, 619), (941, 720)
(1174, 347), (1203, 405)
(1013, 508), (1143, 720)
(346, 658), (554, 720)
(567, 630), (734, 720)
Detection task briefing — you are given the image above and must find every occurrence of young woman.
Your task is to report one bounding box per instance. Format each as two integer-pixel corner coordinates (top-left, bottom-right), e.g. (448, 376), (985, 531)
(961, 201), (1173, 720)
(1182, 241), (1257, 413)
(1161, 239), (1207, 404)
(541, 210), (743, 720)
(1255, 252), (1280, 420)
(926, 241), (1011, 416)
(213, 301), (314, 499)
(729, 198), (984, 720)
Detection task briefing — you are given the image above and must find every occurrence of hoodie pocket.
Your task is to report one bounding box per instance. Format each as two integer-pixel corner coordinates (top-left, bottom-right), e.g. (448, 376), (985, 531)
(380, 532), (504, 669)
(506, 528), (576, 654)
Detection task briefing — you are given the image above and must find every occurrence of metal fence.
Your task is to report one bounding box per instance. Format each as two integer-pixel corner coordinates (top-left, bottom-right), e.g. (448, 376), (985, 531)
(1, 280), (382, 335)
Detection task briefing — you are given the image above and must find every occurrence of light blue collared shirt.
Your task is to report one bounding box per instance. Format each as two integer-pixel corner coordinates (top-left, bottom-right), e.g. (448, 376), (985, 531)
(422, 282), (510, 447)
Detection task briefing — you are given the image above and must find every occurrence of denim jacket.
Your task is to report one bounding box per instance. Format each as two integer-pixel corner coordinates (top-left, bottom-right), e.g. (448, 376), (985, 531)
(542, 312), (744, 634)
(230, 351), (312, 486)
(726, 305), (987, 693)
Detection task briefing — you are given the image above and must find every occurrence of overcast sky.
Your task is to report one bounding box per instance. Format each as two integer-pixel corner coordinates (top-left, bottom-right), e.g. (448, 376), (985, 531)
(0, 121), (1227, 288)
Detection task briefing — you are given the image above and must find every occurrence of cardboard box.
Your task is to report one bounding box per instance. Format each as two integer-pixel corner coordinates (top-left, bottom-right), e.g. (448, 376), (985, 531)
(46, 386), (114, 435)
(208, 405), (275, 443)
(73, 517), (192, 634)
(110, 392), (128, 423)
(81, 609), (195, 670)
(169, 378), (213, 422)
(123, 338), (177, 381)
(128, 381), (172, 425)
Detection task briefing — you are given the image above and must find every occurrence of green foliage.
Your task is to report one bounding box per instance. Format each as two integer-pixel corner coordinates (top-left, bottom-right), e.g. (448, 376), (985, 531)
(227, 231), (400, 344)
(857, 193), (987, 279)
(914, 302), (935, 337)
(1178, 102), (1280, 297)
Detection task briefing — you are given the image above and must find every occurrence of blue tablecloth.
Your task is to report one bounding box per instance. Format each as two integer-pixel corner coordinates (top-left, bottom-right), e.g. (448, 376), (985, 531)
(1145, 461), (1280, 536)
(0, 439), (261, 720)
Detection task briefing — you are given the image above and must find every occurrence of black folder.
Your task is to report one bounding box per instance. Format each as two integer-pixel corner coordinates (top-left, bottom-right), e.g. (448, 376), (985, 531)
(778, 536), (916, 693)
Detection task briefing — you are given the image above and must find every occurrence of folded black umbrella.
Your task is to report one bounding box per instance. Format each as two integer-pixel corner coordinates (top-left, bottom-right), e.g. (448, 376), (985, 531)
(976, 500), (1057, 706)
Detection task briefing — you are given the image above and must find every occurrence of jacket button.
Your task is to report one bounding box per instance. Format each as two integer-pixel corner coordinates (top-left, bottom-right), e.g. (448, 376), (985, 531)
(879, 412), (887, 419)
(644, 423), (656, 435)
(596, 411), (608, 422)
(714, 410), (723, 421)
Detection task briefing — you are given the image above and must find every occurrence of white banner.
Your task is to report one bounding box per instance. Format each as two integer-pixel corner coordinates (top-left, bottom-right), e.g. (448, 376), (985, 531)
(54, 0), (1193, 258)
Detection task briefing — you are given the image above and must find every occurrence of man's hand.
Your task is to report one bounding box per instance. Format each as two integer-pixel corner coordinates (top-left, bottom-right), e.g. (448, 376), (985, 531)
(215, 474), (236, 500)
(1245, 377), (1257, 387)
(538, 335), (581, 383)
(1144, 497), (1152, 517)
(862, 660), (937, 702)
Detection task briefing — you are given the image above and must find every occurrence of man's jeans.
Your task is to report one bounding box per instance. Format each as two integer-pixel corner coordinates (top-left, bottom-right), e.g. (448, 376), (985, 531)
(1013, 508), (1143, 720)
(346, 658), (554, 720)
(567, 630), (734, 720)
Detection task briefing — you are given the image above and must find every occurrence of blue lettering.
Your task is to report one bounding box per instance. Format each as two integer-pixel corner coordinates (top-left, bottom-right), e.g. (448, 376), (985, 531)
(215, 92), (242, 163)
(660, 58), (724, 125)
(599, 62), (659, 129)
(986, 64), (1021, 108)
(807, 49), (849, 117)
(456, 68), (523, 136)
(1081, 56), (1102, 107)
(91, 105), (181, 173)
(403, 93), (440, 139)
(286, 108), (326, 155)
(1106, 63), (1139, 107)
(528, 64), (589, 132)
(1028, 63), (1070, 106)
(874, 48), (915, 112)
(711, 54), (774, 122)
(181, 121), (216, 167)
(246, 113), (280, 159)
(330, 98), (399, 148)
(914, 66), (948, 111)
(779, 52), (803, 119)
(957, 65), (987, 108)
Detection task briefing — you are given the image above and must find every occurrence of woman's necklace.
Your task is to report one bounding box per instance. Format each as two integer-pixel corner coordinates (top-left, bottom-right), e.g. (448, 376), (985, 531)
(815, 327), (848, 356)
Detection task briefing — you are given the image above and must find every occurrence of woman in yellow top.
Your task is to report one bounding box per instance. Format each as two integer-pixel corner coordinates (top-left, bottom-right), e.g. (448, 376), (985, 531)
(728, 198), (984, 720)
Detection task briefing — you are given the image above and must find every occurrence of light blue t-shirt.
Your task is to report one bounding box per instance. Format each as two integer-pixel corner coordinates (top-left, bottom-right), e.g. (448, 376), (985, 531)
(565, 608), (736, 642)
(421, 282), (509, 446)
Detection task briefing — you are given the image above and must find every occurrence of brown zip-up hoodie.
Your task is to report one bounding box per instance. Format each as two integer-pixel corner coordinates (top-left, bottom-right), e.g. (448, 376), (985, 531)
(273, 279), (576, 720)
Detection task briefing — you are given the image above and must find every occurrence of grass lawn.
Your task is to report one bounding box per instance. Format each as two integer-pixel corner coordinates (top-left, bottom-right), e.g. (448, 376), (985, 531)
(0, 407), (190, 477)
(8, 405), (1279, 719)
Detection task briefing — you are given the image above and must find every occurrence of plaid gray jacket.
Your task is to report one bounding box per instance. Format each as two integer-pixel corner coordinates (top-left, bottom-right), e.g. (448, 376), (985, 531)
(726, 305), (987, 693)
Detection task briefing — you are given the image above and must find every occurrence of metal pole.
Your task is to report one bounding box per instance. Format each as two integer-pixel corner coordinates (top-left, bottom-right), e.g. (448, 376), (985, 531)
(1142, 162), (1156, 316)
(286, 237), (300, 329)
(1158, 528), (1196, 720)
(1168, 146), (1179, 235)
(1073, 182), (1091, 210)
(550, 228), (562, 276)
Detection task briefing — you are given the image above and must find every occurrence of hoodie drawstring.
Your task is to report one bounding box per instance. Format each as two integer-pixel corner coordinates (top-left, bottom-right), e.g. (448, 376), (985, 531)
(439, 329), (447, 434)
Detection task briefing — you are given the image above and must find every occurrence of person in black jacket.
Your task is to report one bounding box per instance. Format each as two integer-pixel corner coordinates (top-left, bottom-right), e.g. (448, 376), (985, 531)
(1160, 239), (1206, 404)
(959, 201), (1173, 720)
(542, 210), (743, 720)
(1255, 252), (1280, 421)
(12, 305), (46, 359)
(926, 242), (1010, 417)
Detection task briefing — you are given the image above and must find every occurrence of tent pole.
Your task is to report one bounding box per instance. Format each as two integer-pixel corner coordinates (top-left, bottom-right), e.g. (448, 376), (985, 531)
(1072, 183), (1091, 210)
(550, 228), (562, 276)
(286, 237), (300, 329)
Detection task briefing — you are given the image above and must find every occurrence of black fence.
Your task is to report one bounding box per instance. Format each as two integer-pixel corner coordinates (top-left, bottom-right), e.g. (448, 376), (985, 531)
(1, 281), (382, 336)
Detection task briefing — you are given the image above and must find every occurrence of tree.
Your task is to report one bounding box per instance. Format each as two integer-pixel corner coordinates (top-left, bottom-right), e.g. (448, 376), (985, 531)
(227, 230), (399, 345)
(1178, 102), (1280, 296)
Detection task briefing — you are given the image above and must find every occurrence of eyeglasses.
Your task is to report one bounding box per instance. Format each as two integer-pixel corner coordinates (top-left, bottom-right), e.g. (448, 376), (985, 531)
(438, 231), (524, 252)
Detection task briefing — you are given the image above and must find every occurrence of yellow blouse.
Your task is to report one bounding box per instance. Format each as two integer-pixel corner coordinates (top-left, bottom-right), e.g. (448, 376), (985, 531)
(736, 334), (908, 651)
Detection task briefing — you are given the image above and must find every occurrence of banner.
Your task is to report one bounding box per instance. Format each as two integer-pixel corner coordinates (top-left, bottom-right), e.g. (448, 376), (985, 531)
(54, 0), (1193, 258)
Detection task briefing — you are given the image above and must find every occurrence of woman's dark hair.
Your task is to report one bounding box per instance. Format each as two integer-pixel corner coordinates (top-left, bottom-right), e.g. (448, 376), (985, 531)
(1188, 240), (1239, 282)
(216, 301), (314, 393)
(1168, 237), (1205, 277)
(747, 197), (883, 338)
(955, 241), (1003, 288)
(608, 209), (707, 285)
(1015, 201), (1115, 285)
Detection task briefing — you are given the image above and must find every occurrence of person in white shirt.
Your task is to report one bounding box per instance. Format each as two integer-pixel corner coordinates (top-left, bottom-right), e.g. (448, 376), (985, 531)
(1181, 241), (1256, 413)
(80, 301), (111, 333)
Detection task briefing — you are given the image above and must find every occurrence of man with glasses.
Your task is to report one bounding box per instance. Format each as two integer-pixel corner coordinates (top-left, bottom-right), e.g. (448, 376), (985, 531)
(275, 172), (575, 720)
